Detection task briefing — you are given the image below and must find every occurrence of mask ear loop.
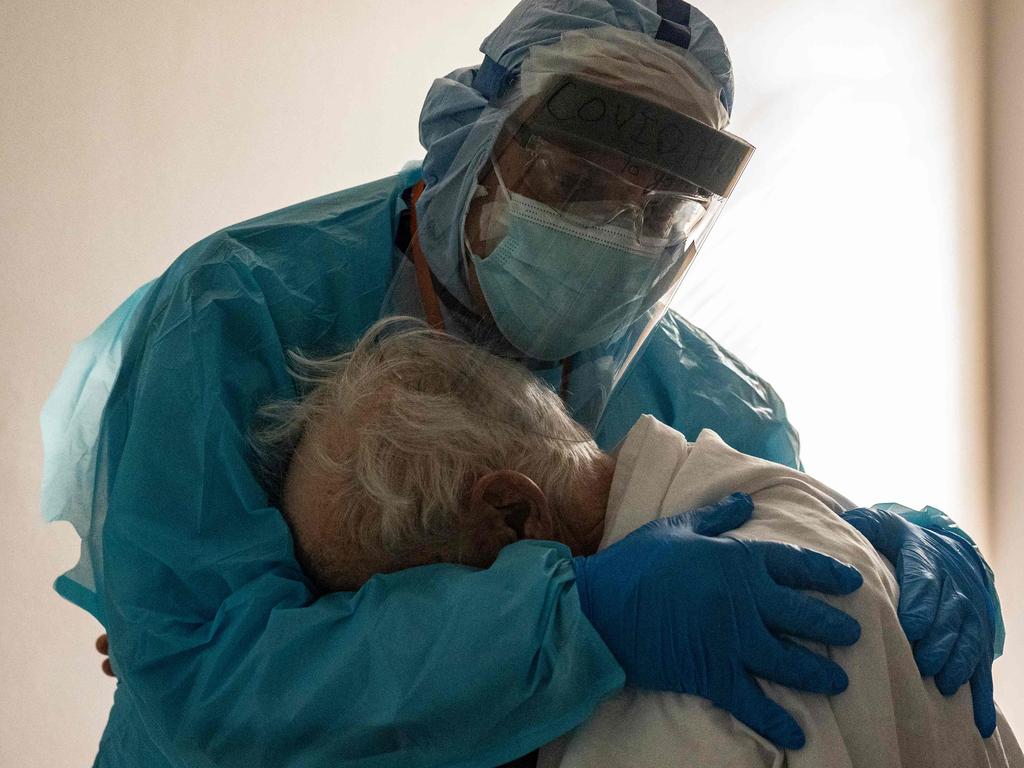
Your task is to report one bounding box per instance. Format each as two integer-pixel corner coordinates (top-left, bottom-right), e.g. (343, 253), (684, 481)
(408, 181), (446, 330)
(489, 151), (513, 203)
(462, 153), (513, 263)
(463, 183), (489, 259)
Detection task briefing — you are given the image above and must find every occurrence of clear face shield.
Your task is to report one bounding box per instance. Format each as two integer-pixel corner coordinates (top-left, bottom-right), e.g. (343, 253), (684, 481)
(463, 74), (754, 380)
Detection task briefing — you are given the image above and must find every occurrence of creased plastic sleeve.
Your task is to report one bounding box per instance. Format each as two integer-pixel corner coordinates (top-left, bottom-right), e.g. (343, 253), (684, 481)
(106, 539), (624, 768)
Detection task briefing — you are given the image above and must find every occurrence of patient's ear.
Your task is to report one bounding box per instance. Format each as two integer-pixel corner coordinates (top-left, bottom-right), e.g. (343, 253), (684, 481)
(467, 470), (555, 547)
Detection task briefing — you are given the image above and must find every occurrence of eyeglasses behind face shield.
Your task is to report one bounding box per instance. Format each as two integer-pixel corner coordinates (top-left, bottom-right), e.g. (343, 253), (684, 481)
(489, 75), (754, 250)
(500, 131), (712, 248)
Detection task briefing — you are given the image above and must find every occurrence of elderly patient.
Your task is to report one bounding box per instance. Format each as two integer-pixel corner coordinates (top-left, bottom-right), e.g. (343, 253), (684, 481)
(254, 318), (1022, 768)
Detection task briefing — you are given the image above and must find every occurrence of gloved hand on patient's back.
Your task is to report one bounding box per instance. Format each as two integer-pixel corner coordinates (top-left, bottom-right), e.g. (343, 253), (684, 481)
(95, 489), (999, 744)
(572, 492), (864, 750)
(94, 492), (862, 749)
(841, 506), (998, 737)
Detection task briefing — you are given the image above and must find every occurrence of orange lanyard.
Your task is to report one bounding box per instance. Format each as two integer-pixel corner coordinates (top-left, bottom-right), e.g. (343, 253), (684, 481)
(408, 181), (446, 331)
(407, 181), (572, 402)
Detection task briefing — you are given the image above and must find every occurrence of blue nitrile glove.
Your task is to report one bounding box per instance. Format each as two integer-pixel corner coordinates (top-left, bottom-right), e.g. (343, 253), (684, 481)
(840, 506), (997, 737)
(572, 492), (863, 750)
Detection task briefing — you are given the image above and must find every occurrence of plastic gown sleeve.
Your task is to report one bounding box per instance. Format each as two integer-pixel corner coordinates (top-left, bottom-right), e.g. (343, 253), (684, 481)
(99, 244), (623, 767)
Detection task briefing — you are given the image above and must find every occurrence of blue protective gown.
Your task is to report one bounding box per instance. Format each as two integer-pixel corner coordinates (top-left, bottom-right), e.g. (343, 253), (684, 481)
(47, 165), (806, 768)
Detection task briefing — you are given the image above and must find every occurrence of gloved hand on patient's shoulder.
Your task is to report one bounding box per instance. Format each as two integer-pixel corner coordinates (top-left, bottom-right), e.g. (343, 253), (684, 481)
(573, 492), (864, 750)
(841, 506), (997, 738)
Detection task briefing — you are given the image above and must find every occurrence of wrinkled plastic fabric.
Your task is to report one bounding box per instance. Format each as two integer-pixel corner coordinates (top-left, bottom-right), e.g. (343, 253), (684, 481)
(519, 26), (728, 131)
(42, 279), (155, 625)
(42, 163), (808, 766)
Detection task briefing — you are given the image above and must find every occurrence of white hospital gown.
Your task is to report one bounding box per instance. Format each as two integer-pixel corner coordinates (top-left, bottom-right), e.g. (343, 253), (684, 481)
(538, 415), (1023, 768)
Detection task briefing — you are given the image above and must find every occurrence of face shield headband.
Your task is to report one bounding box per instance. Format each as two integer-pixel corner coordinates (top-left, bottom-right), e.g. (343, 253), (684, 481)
(511, 75), (753, 199)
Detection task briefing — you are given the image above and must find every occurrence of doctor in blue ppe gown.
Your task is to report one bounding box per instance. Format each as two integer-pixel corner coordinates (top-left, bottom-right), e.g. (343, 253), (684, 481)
(42, 1), (1003, 766)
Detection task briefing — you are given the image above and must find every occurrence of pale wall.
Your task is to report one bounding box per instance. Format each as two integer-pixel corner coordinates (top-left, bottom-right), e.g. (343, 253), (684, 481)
(988, 0), (1024, 738)
(682, 0), (989, 535)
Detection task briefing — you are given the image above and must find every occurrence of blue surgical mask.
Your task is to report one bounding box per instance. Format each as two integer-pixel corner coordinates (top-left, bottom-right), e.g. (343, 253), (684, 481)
(468, 190), (668, 361)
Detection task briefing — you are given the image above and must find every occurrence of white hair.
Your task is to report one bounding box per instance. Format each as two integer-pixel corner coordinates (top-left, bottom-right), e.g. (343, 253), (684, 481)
(251, 317), (602, 592)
